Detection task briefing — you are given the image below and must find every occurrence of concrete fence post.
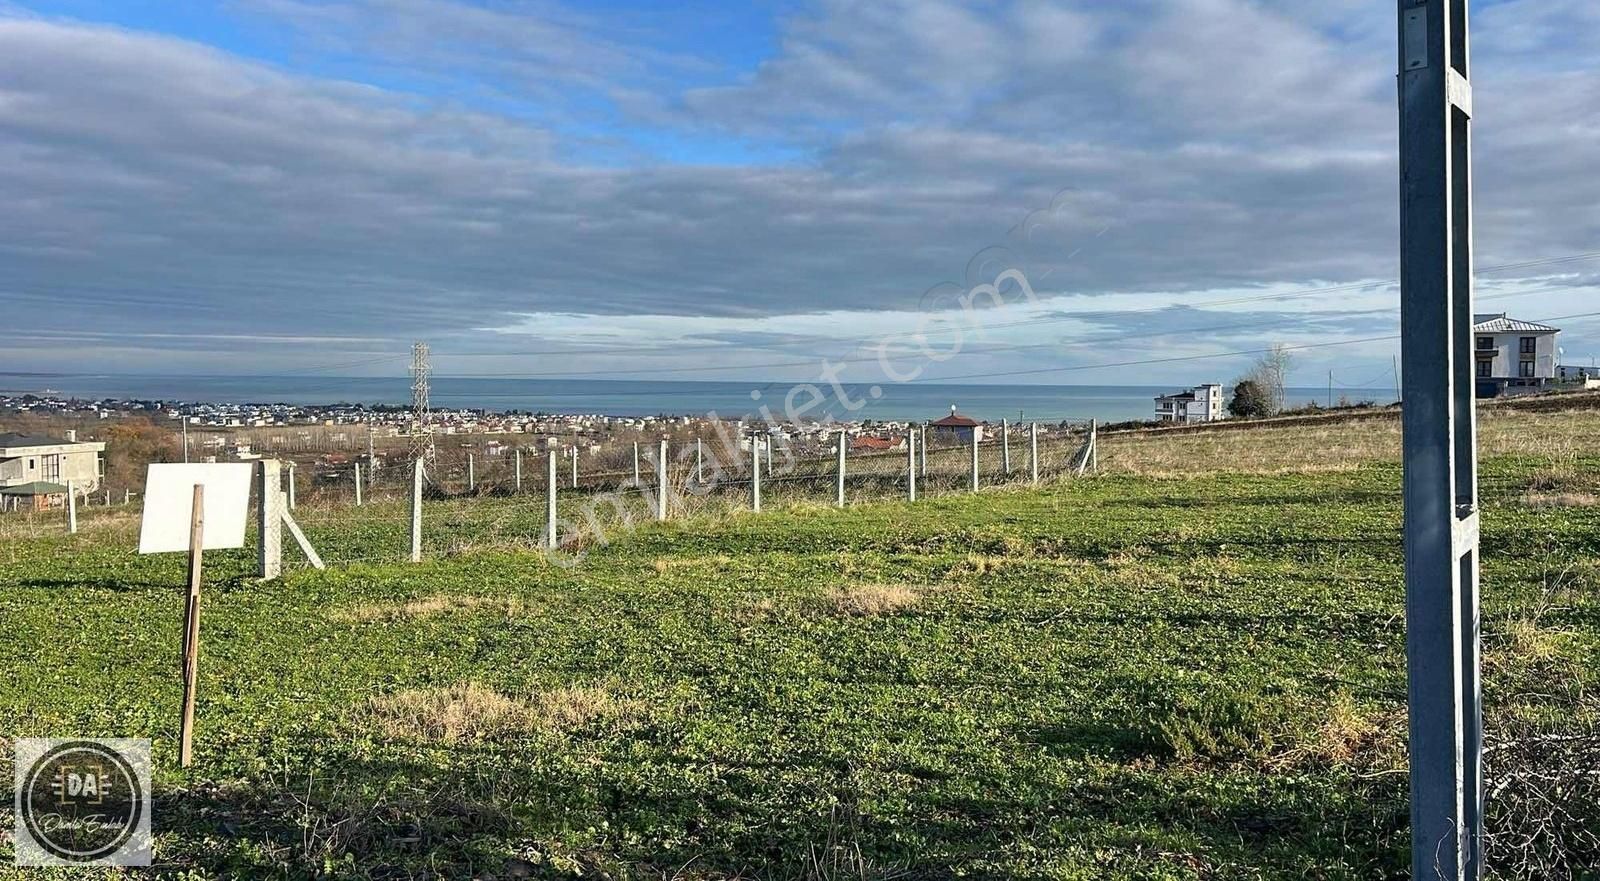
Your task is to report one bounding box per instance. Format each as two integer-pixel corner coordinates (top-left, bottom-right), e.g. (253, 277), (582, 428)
(409, 458), (423, 563)
(907, 430), (917, 502)
(571, 447), (578, 488)
(124, 488), (131, 506)
(257, 460), (282, 579)
(1030, 423), (1039, 485)
(919, 425), (927, 477)
(467, 453), (476, 492)
(765, 437), (773, 476)
(836, 432), (847, 507)
(696, 438), (704, 484)
(970, 432), (980, 492)
(66, 480), (77, 534)
(286, 463), (296, 509)
(104, 490), (110, 507)
(656, 440), (669, 521)
(1089, 420), (1099, 473)
(514, 449), (522, 493)
(546, 450), (558, 549)
(354, 463), (363, 506)
(633, 442), (641, 486)
(750, 439), (761, 512)
(1002, 420), (1011, 474)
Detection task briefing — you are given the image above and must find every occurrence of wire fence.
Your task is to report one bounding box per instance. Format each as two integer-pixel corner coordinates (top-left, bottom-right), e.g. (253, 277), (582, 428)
(3, 427), (1098, 574)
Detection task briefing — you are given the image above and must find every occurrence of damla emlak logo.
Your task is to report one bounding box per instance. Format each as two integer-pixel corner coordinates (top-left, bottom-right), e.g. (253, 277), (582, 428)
(13, 739), (151, 867)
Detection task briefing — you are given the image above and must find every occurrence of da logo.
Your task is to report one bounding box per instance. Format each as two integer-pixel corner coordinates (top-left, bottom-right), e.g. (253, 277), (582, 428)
(13, 739), (151, 866)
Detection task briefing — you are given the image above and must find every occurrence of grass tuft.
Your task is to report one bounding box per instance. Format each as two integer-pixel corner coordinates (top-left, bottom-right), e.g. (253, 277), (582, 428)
(824, 583), (921, 617)
(333, 594), (530, 623)
(370, 682), (638, 742)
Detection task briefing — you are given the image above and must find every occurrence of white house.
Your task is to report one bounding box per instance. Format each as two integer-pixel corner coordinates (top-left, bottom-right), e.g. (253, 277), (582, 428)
(0, 431), (106, 509)
(1473, 314), (1560, 392)
(1155, 383), (1224, 423)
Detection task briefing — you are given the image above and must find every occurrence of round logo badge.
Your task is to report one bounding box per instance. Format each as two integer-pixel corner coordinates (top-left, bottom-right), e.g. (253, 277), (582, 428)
(19, 740), (145, 862)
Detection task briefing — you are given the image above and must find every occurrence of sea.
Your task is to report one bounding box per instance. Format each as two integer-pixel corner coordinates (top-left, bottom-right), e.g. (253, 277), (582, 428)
(0, 374), (1355, 425)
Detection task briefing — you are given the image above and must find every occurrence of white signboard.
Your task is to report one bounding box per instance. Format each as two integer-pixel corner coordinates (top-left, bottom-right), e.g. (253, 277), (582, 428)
(138, 463), (254, 554)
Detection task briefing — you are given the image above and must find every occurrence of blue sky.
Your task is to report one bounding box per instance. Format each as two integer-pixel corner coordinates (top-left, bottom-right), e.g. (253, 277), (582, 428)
(2, 0), (1597, 390)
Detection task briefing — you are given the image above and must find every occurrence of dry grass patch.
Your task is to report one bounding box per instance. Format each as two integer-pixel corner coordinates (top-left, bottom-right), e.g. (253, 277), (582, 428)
(1268, 697), (1403, 773)
(370, 682), (639, 742)
(825, 583), (922, 617)
(1521, 491), (1599, 509)
(651, 554), (732, 574)
(334, 594), (531, 624)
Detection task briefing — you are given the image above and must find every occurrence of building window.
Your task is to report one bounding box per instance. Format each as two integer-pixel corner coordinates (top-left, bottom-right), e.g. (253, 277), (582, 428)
(40, 455), (60, 481)
(26, 458), (35, 471)
(1477, 336), (1494, 350)
(1477, 360), (1492, 377)
(1520, 359), (1536, 378)
(1520, 336), (1537, 354)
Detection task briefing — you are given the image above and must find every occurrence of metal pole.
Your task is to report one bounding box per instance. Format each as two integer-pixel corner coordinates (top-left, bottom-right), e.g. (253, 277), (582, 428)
(1030, 423), (1039, 484)
(546, 450), (557, 549)
(1399, 0), (1481, 877)
(410, 458), (423, 563)
(969, 432), (979, 492)
(1002, 420), (1011, 474)
(656, 439), (668, 521)
(750, 437), (761, 512)
(836, 432), (846, 508)
(354, 463), (363, 506)
(907, 430), (917, 501)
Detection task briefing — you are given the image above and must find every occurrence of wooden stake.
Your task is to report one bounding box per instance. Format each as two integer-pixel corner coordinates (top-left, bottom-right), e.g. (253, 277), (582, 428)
(179, 483), (205, 768)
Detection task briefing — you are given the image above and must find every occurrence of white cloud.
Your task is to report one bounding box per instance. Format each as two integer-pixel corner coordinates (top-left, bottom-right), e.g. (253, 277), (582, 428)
(0, 1), (1596, 385)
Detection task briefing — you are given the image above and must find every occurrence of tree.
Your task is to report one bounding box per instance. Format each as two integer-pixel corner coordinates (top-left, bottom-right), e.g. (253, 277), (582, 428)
(1236, 343), (1292, 415)
(1228, 379), (1271, 419)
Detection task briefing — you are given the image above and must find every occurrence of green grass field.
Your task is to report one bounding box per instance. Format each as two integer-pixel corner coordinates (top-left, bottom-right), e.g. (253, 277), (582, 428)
(2, 418), (1598, 878)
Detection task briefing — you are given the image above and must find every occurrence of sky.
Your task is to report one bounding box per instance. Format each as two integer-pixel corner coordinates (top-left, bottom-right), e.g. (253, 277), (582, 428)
(2, 0), (1598, 392)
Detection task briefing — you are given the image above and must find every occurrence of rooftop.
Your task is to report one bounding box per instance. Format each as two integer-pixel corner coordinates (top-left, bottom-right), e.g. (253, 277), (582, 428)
(0, 432), (71, 448)
(930, 405), (979, 428)
(0, 480), (68, 496)
(1472, 313), (1560, 334)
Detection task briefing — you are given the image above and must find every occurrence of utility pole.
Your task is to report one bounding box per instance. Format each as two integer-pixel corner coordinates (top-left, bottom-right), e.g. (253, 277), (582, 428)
(409, 342), (433, 464)
(1398, 1), (1481, 878)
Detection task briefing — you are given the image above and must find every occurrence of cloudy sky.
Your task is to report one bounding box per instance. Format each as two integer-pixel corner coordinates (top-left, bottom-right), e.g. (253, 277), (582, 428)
(2, 0), (1597, 391)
